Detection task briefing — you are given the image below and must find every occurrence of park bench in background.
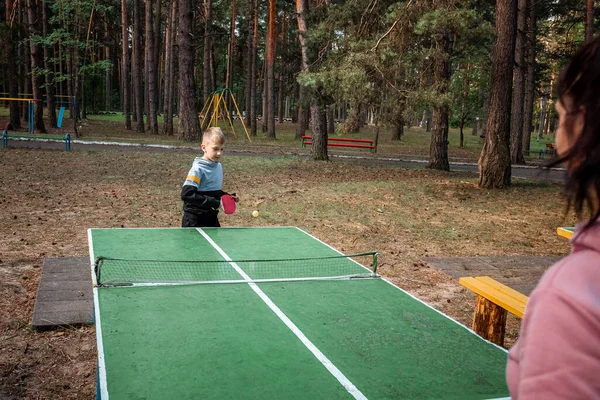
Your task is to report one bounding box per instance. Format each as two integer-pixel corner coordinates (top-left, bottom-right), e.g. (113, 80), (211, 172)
(301, 136), (375, 152)
(459, 276), (528, 347)
(2, 130), (71, 151)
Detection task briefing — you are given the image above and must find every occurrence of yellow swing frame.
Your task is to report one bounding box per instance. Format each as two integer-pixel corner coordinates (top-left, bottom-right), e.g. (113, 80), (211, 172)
(199, 89), (252, 142)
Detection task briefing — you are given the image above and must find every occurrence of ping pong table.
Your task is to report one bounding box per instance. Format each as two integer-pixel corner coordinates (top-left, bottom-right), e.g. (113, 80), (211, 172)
(89, 227), (510, 399)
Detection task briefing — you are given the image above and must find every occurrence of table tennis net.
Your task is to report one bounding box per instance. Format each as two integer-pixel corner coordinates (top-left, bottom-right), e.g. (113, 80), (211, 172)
(94, 252), (378, 287)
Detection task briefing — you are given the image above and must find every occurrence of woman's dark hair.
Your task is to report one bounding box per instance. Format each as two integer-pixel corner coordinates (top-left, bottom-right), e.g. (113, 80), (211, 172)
(551, 36), (600, 228)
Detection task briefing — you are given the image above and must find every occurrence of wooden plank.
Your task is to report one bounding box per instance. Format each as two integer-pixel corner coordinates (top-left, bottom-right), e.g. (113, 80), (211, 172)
(32, 257), (93, 329)
(459, 276), (526, 318)
(476, 276), (529, 305)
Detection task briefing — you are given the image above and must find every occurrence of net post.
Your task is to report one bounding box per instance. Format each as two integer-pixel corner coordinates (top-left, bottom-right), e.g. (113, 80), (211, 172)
(372, 252), (378, 275)
(94, 256), (104, 286)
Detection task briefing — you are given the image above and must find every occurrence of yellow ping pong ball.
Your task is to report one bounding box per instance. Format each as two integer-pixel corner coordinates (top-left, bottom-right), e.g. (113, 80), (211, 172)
(252, 210), (259, 218)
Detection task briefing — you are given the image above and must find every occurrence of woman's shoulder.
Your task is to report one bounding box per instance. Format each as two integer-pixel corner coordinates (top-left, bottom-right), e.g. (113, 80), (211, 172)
(533, 249), (600, 315)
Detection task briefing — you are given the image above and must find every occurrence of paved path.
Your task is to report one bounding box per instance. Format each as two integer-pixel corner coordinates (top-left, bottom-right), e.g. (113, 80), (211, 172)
(422, 255), (562, 296)
(5, 138), (566, 183)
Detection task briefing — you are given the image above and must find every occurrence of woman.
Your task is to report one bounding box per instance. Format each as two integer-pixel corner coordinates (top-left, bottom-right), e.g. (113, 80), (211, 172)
(506, 37), (600, 399)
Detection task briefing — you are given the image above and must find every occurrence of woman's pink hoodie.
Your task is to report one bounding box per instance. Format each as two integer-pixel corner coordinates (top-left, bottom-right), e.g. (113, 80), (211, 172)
(506, 221), (600, 399)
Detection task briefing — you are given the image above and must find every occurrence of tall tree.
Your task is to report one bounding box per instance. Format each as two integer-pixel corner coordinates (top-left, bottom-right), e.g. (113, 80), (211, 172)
(26, 0), (46, 132)
(510, 0), (527, 164)
(585, 0), (594, 42)
(266, 0), (276, 138)
(296, 0), (310, 134)
(6, 0), (21, 128)
(163, 0), (177, 135)
(104, 18), (111, 112)
(521, 0), (536, 153)
(479, 0), (517, 189)
(146, 0), (158, 133)
(203, 0), (212, 105)
(428, 30), (452, 171)
(133, 0), (144, 132)
(121, 0), (131, 129)
(296, 0), (328, 160)
(42, 0), (57, 128)
(153, 0), (161, 113)
(178, 0), (200, 140)
(244, 0), (256, 135)
(250, 5), (258, 136)
(225, 0), (236, 113)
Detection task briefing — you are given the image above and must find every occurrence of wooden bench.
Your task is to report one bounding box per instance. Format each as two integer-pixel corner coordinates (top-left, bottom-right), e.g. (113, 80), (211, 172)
(301, 136), (375, 152)
(2, 130), (71, 151)
(459, 276), (528, 346)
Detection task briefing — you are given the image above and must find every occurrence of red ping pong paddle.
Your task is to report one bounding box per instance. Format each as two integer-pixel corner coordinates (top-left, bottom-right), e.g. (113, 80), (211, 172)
(221, 194), (236, 215)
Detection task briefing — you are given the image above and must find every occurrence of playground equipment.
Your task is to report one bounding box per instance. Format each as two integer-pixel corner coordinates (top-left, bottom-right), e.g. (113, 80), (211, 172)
(2, 130), (71, 151)
(199, 89), (251, 141)
(0, 97), (38, 133)
(54, 95), (77, 128)
(0, 94), (76, 131)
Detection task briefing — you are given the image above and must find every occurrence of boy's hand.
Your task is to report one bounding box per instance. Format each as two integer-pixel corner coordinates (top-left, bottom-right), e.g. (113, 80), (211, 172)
(231, 193), (240, 203)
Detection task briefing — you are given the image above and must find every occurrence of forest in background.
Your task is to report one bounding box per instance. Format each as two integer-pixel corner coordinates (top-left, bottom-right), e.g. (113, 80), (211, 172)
(0, 0), (596, 186)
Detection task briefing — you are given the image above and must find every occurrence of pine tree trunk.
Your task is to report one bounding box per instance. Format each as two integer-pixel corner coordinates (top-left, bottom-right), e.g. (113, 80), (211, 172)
(537, 95), (547, 140)
(171, 14), (179, 117)
(104, 19), (111, 112)
(479, 0), (516, 189)
(131, 43), (137, 123)
(154, 0), (161, 114)
(510, 0), (527, 164)
(164, 0), (177, 135)
(146, 0), (158, 133)
(42, 0), (57, 128)
(203, 0), (212, 105)
(326, 107), (334, 133)
(66, 42), (73, 119)
(226, 0), (237, 113)
(178, 0), (200, 141)
(26, 0), (46, 133)
(586, 0), (594, 43)
(6, 0), (21, 128)
(133, 0), (144, 132)
(278, 73), (285, 124)
(266, 0), (276, 138)
(261, 61), (267, 132)
(296, 0), (309, 139)
(391, 107), (404, 141)
(521, 1), (536, 153)
(460, 62), (471, 145)
(310, 104), (328, 160)
(250, 1), (258, 136)
(121, 0), (131, 129)
(277, 15), (286, 125)
(428, 32), (451, 171)
(244, 0), (254, 128)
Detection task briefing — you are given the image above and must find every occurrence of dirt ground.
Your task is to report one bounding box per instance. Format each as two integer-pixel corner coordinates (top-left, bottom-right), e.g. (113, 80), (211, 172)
(0, 145), (573, 399)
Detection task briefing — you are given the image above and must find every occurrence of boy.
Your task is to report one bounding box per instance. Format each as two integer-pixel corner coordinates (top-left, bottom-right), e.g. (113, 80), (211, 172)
(181, 127), (236, 227)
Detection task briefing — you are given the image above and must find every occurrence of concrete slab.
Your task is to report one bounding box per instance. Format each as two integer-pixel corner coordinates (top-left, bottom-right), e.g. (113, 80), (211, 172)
(32, 257), (93, 329)
(422, 255), (562, 296)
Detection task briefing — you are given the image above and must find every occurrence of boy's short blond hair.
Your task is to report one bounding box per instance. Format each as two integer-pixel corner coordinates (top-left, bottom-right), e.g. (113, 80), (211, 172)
(202, 127), (225, 145)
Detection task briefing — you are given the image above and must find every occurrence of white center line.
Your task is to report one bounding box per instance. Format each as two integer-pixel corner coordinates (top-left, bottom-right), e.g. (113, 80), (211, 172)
(196, 228), (367, 400)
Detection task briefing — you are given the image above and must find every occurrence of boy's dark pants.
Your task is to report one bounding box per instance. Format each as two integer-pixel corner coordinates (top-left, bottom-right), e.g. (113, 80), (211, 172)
(181, 211), (220, 228)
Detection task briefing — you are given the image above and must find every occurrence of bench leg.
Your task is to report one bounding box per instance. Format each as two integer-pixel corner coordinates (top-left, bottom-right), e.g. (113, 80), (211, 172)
(472, 295), (507, 346)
